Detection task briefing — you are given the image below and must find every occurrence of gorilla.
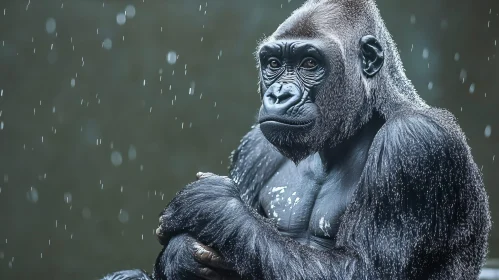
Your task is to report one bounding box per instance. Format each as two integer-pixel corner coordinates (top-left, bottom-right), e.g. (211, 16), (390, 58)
(103, 0), (491, 279)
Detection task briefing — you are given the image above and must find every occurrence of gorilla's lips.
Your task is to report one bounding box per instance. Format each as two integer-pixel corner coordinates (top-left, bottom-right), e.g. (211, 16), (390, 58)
(259, 115), (318, 164)
(259, 116), (315, 127)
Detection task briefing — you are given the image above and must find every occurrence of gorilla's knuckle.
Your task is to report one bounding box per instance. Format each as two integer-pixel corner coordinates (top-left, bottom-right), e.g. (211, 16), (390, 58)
(198, 267), (218, 279)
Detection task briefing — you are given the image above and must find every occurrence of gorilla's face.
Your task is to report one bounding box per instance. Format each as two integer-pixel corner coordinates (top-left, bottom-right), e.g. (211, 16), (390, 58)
(258, 40), (329, 163)
(257, 36), (383, 163)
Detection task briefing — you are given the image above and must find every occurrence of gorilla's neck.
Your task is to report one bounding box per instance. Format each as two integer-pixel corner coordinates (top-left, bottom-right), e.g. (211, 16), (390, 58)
(372, 28), (429, 118)
(317, 112), (384, 172)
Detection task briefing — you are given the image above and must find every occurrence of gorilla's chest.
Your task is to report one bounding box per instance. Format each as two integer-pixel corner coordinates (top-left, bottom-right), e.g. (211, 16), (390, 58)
(258, 161), (357, 250)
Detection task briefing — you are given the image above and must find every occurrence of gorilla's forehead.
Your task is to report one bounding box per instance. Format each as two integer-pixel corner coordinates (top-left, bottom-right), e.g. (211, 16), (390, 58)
(259, 41), (323, 57)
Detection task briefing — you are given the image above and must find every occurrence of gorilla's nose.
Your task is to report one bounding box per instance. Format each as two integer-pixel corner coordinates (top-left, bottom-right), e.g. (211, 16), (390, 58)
(263, 83), (302, 115)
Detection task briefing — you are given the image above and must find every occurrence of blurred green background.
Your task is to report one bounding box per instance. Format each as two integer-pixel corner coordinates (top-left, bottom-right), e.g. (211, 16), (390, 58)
(0, 0), (497, 279)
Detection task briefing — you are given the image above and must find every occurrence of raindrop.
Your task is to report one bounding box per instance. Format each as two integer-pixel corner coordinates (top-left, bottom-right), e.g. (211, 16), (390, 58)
(71, 78), (76, 88)
(82, 207), (92, 219)
(125, 5), (136, 18)
(0, 121), (4, 130)
(454, 53), (460, 61)
(46, 18), (56, 34)
(469, 83), (475, 94)
(63, 192), (72, 204)
(111, 151), (123, 167)
(410, 15), (416, 24)
(167, 51), (177, 65)
(440, 19), (448, 29)
(118, 209), (129, 223)
(103, 38), (112, 50)
(422, 48), (429, 59)
(116, 13), (126, 25)
(27, 187), (39, 203)
(189, 81), (196, 95)
(128, 145), (137, 160)
(428, 82), (433, 90)
(485, 125), (492, 138)
(459, 69), (467, 82)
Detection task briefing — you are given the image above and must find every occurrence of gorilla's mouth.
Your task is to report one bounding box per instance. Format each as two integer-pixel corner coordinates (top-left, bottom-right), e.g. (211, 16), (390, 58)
(259, 116), (315, 127)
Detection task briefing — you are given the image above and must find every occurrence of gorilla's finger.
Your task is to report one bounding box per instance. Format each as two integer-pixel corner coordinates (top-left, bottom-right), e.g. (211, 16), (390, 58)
(193, 242), (230, 270)
(155, 226), (172, 246)
(194, 266), (222, 280)
(196, 172), (216, 180)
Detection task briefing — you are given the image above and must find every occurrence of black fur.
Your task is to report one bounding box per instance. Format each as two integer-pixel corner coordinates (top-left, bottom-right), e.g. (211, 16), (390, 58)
(100, 269), (151, 280)
(103, 0), (490, 279)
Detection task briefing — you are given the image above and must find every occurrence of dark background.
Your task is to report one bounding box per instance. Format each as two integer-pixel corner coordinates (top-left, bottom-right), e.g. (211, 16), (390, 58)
(0, 0), (497, 279)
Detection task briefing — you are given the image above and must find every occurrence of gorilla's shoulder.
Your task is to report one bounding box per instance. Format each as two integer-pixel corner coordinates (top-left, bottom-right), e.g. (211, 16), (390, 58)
(372, 107), (472, 170)
(385, 107), (466, 145)
(228, 124), (286, 205)
(229, 124), (284, 176)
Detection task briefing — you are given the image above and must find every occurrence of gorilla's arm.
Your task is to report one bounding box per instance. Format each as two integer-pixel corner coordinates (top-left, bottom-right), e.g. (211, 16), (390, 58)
(158, 112), (489, 279)
(340, 111), (490, 279)
(100, 269), (152, 280)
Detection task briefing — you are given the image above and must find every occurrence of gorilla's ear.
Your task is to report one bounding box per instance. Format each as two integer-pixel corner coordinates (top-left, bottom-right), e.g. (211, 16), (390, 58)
(360, 35), (384, 77)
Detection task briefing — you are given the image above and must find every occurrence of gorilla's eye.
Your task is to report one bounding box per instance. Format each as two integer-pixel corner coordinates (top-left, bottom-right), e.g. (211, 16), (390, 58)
(268, 58), (282, 69)
(301, 58), (318, 70)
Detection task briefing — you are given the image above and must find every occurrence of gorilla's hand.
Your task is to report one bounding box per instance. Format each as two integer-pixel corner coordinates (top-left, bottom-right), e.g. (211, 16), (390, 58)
(156, 172), (244, 246)
(155, 233), (241, 280)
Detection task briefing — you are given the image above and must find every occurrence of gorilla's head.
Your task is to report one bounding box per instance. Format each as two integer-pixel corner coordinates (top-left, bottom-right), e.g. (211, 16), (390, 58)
(256, 0), (422, 163)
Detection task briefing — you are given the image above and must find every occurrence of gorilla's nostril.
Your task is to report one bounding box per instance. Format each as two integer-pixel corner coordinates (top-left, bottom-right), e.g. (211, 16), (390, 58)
(276, 92), (293, 104)
(267, 95), (277, 105)
(263, 83), (301, 115)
